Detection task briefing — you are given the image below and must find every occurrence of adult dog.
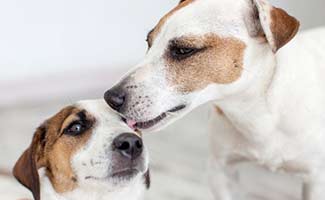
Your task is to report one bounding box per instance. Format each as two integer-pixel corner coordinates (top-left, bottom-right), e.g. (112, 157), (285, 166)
(104, 0), (325, 199)
(13, 100), (150, 200)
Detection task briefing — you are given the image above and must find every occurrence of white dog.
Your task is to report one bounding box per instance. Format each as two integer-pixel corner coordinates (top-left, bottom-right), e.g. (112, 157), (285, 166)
(13, 100), (150, 200)
(104, 0), (325, 199)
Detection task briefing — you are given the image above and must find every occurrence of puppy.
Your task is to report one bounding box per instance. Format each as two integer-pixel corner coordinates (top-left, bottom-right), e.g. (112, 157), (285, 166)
(104, 0), (325, 199)
(13, 100), (150, 200)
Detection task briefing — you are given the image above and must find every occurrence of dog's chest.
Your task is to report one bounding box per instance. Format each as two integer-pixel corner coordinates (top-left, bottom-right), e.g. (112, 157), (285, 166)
(210, 104), (312, 173)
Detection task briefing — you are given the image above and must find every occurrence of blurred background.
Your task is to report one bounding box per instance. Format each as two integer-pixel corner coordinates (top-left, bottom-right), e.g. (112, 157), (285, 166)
(0, 0), (324, 199)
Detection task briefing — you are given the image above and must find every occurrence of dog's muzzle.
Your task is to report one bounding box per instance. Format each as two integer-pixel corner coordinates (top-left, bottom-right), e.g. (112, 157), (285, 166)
(110, 133), (145, 179)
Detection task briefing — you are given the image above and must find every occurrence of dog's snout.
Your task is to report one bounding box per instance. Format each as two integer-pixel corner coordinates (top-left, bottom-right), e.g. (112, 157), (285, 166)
(113, 133), (143, 159)
(104, 87), (126, 111)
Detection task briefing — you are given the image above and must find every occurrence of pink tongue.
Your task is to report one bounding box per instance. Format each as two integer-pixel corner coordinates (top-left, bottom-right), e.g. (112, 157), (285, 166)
(126, 119), (137, 130)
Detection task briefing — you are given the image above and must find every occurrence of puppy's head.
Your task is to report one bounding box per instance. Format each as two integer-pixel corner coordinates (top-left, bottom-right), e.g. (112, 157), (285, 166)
(104, 0), (299, 132)
(13, 100), (149, 200)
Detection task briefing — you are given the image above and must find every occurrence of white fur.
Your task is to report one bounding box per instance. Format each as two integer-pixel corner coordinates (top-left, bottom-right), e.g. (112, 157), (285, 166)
(38, 100), (148, 200)
(109, 0), (325, 199)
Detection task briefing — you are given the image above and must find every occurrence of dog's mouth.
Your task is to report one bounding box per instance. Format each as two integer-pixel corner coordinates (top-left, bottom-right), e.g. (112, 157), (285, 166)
(85, 168), (140, 181)
(123, 105), (186, 130)
(111, 168), (140, 179)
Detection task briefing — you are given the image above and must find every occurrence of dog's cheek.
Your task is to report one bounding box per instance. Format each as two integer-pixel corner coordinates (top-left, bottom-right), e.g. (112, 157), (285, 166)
(71, 129), (116, 181)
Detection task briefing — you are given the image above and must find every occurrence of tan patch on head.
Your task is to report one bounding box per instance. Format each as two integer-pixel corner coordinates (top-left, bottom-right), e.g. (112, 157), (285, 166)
(165, 34), (246, 93)
(147, 0), (194, 47)
(43, 107), (95, 193)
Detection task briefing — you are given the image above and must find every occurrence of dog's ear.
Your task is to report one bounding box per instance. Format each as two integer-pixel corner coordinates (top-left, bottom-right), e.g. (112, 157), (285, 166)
(13, 125), (47, 200)
(246, 0), (300, 52)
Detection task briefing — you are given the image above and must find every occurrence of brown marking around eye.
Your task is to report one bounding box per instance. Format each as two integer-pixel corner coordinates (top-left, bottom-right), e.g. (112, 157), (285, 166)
(42, 107), (96, 193)
(147, 0), (195, 47)
(165, 34), (246, 93)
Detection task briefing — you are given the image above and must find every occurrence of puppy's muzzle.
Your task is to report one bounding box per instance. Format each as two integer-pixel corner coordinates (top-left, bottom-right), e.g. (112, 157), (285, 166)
(113, 133), (143, 160)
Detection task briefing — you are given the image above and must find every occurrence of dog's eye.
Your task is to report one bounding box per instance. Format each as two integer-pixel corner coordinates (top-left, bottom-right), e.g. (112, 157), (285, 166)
(169, 46), (202, 60)
(65, 122), (85, 136)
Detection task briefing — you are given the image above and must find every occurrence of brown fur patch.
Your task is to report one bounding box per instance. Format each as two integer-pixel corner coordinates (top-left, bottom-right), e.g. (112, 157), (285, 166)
(44, 107), (95, 193)
(147, 0), (194, 47)
(270, 7), (300, 51)
(13, 106), (96, 196)
(165, 34), (246, 93)
(13, 106), (75, 200)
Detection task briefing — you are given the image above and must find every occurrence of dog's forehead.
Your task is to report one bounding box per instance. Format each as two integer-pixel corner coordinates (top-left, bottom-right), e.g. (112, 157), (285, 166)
(153, 0), (248, 42)
(76, 100), (119, 122)
(75, 99), (130, 131)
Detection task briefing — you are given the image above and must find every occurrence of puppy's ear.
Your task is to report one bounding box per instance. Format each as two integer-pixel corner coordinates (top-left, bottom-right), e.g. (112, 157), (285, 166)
(179, 0), (186, 4)
(246, 0), (300, 52)
(144, 170), (150, 189)
(13, 125), (47, 200)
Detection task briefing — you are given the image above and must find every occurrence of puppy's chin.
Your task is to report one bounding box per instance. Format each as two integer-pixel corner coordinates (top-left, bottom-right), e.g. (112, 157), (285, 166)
(83, 160), (148, 188)
(81, 170), (145, 192)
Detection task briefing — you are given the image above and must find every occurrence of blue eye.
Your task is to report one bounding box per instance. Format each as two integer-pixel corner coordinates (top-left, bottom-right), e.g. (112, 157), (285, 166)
(65, 122), (85, 136)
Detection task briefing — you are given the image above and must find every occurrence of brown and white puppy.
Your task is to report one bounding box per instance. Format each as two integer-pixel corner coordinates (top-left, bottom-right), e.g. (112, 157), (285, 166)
(13, 100), (150, 200)
(104, 0), (325, 199)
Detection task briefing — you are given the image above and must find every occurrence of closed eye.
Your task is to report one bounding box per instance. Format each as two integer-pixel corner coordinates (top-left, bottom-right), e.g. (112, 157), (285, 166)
(168, 40), (206, 61)
(170, 46), (202, 60)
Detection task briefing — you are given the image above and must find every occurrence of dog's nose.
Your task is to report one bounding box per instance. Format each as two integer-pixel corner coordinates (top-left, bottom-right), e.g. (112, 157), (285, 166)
(113, 133), (143, 159)
(104, 87), (126, 111)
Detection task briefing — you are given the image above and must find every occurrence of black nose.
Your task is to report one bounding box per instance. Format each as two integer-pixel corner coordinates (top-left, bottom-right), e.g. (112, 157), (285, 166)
(104, 87), (126, 111)
(113, 133), (143, 159)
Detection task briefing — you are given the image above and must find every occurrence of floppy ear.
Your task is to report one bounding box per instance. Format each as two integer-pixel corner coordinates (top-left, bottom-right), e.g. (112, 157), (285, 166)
(179, 0), (186, 4)
(13, 126), (47, 200)
(247, 0), (300, 52)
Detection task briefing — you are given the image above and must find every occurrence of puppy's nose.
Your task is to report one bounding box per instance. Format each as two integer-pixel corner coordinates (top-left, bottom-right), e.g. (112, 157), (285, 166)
(104, 87), (126, 111)
(113, 133), (143, 159)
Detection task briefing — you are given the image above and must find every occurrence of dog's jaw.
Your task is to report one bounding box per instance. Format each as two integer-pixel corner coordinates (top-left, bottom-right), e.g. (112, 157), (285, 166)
(124, 104), (187, 131)
(39, 168), (147, 200)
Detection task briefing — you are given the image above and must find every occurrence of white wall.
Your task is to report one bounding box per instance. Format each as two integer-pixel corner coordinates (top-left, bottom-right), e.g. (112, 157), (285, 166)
(0, 0), (324, 81)
(272, 0), (325, 29)
(0, 0), (175, 81)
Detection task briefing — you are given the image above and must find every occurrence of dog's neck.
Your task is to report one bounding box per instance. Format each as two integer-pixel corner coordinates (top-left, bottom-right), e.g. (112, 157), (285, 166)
(216, 45), (279, 143)
(39, 173), (145, 200)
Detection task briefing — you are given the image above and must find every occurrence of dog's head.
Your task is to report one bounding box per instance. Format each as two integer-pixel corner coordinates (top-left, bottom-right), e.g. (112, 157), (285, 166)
(13, 100), (149, 200)
(104, 0), (299, 132)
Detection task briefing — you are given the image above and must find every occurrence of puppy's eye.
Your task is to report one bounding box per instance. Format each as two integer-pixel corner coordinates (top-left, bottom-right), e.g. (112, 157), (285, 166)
(169, 46), (202, 60)
(65, 122), (85, 136)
